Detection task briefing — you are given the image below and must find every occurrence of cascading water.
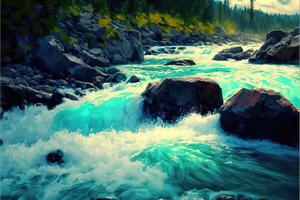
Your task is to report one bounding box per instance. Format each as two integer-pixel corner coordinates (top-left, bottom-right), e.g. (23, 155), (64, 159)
(1, 44), (299, 200)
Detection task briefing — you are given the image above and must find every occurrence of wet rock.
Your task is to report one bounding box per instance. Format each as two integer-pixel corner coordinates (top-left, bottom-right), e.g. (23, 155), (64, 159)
(165, 59), (196, 66)
(64, 93), (78, 101)
(231, 49), (254, 61)
(290, 27), (300, 37)
(36, 85), (55, 93)
(213, 53), (231, 61)
(106, 67), (120, 75)
(65, 54), (107, 82)
(48, 91), (64, 109)
(34, 36), (66, 76)
(127, 75), (140, 83)
(250, 28), (299, 64)
(107, 72), (127, 83)
(214, 47), (253, 61)
(216, 194), (235, 200)
(81, 49), (110, 67)
(266, 30), (287, 41)
(220, 88), (299, 146)
(75, 90), (85, 97)
(1, 84), (52, 111)
(74, 80), (96, 89)
(143, 77), (223, 122)
(46, 149), (64, 165)
(222, 46), (243, 54)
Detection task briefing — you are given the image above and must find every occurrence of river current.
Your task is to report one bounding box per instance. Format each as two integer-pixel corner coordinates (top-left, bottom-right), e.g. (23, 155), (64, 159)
(1, 44), (299, 200)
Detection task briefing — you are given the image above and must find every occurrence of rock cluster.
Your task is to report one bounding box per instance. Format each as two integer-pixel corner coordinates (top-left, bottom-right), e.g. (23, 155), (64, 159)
(213, 46), (254, 61)
(142, 77), (299, 146)
(1, 7), (144, 115)
(249, 28), (299, 64)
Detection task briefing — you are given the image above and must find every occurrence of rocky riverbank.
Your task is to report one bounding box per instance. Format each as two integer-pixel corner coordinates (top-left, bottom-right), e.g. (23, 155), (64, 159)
(0, 5), (259, 117)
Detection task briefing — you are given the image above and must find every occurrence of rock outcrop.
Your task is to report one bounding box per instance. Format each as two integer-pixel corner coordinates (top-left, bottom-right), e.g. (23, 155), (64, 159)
(249, 28), (300, 64)
(220, 88), (299, 146)
(0, 7), (145, 114)
(143, 77), (223, 122)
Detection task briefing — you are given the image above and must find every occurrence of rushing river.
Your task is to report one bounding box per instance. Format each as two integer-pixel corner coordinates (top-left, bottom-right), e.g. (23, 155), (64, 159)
(1, 44), (299, 200)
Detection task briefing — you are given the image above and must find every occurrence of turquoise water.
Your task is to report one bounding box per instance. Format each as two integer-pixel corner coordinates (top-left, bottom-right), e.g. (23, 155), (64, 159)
(1, 45), (299, 200)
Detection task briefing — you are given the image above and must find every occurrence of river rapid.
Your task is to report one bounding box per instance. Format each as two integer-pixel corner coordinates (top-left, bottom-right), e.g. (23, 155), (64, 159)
(1, 44), (299, 200)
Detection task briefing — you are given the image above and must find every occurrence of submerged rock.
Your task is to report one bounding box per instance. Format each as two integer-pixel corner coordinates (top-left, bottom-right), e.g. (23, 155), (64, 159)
(220, 88), (299, 146)
(143, 77), (223, 122)
(127, 75), (140, 83)
(46, 149), (64, 165)
(165, 59), (196, 66)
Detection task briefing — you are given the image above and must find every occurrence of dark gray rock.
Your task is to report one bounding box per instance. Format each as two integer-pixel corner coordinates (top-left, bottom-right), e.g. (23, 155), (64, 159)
(165, 59), (196, 66)
(46, 149), (64, 165)
(266, 30), (288, 41)
(213, 53), (230, 61)
(220, 88), (299, 146)
(231, 49), (254, 61)
(1, 84), (52, 110)
(143, 77), (223, 122)
(81, 49), (110, 67)
(290, 27), (300, 37)
(107, 72), (127, 83)
(127, 75), (140, 83)
(250, 29), (299, 64)
(106, 68), (120, 74)
(74, 80), (97, 89)
(65, 54), (107, 82)
(48, 91), (64, 109)
(64, 93), (78, 101)
(221, 46), (243, 54)
(34, 36), (66, 76)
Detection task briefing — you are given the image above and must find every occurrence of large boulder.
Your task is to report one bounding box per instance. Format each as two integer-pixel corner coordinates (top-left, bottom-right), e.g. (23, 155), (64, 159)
(81, 49), (110, 67)
(34, 36), (108, 81)
(143, 77), (223, 122)
(65, 54), (107, 82)
(105, 30), (144, 64)
(34, 36), (67, 76)
(250, 28), (299, 64)
(220, 88), (299, 146)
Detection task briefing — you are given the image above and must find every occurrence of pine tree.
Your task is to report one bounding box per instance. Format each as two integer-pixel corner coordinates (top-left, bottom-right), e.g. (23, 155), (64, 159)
(250, 0), (255, 25)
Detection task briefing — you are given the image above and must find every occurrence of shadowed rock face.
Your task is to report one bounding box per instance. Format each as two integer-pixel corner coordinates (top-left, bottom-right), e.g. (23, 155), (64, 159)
(142, 77), (223, 122)
(220, 88), (299, 146)
(249, 28), (300, 64)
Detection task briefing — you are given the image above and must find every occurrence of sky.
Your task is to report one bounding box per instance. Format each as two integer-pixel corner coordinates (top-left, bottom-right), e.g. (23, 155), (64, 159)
(230, 0), (300, 14)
